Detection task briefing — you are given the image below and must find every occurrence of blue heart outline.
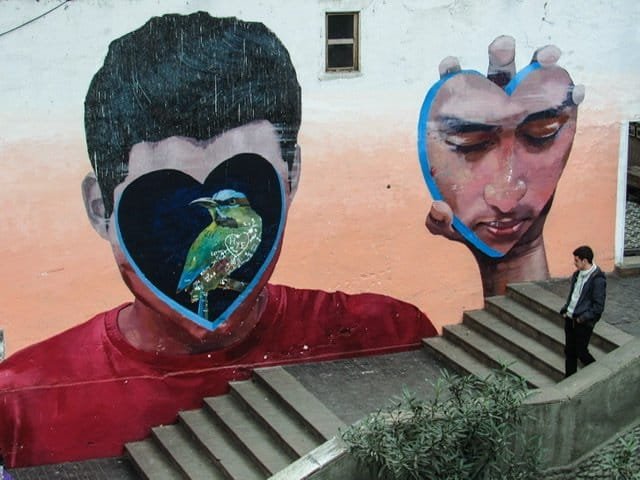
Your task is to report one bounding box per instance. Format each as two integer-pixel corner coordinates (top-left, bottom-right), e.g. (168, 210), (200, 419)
(113, 163), (287, 331)
(417, 62), (541, 258)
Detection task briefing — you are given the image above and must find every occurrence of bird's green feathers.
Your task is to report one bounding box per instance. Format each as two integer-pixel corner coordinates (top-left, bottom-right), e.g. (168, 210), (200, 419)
(176, 190), (262, 308)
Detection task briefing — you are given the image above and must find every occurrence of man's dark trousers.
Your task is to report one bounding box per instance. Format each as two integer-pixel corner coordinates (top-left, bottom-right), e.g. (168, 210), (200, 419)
(564, 317), (596, 377)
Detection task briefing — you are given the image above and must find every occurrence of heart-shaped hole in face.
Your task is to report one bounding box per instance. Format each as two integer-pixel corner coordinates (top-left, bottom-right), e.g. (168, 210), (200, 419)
(115, 153), (285, 330)
(418, 63), (576, 258)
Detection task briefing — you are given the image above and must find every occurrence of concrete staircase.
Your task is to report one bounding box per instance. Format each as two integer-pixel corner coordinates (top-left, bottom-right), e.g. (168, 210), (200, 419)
(125, 366), (345, 480)
(423, 282), (634, 388)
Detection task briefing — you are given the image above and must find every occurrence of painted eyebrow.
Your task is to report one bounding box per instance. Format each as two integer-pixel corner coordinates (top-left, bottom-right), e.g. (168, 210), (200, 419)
(520, 93), (574, 125)
(520, 107), (568, 124)
(436, 116), (500, 134)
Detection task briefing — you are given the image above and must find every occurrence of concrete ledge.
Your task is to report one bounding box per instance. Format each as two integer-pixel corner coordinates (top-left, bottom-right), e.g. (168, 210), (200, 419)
(542, 416), (640, 479)
(268, 437), (361, 480)
(523, 337), (640, 467)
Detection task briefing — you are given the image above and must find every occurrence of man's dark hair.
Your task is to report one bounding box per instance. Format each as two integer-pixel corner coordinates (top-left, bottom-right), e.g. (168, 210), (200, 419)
(85, 12), (301, 216)
(573, 245), (594, 263)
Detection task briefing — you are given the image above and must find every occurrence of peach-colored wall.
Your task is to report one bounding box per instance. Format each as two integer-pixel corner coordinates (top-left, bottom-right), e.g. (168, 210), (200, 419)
(0, 110), (619, 355)
(0, 140), (132, 354)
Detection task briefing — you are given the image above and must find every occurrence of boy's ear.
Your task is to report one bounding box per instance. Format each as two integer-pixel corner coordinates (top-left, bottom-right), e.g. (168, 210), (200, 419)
(82, 172), (110, 240)
(287, 144), (301, 204)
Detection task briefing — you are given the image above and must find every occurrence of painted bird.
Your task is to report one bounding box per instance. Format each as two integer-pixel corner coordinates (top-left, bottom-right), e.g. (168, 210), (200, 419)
(176, 189), (262, 319)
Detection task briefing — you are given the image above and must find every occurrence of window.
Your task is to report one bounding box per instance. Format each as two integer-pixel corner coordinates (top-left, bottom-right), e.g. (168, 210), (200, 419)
(326, 12), (359, 72)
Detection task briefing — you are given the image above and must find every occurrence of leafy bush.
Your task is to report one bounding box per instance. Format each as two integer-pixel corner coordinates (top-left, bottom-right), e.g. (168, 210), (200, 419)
(600, 434), (640, 480)
(342, 368), (541, 480)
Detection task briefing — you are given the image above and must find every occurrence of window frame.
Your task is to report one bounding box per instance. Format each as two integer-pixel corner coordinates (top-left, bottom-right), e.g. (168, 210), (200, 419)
(325, 11), (360, 73)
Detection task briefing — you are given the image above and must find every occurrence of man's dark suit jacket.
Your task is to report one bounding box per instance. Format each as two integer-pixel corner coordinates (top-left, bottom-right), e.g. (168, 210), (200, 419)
(560, 266), (607, 327)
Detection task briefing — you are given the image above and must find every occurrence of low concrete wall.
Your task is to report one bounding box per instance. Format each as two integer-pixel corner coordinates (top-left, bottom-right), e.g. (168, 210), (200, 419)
(269, 437), (362, 480)
(522, 336), (640, 468)
(272, 337), (640, 479)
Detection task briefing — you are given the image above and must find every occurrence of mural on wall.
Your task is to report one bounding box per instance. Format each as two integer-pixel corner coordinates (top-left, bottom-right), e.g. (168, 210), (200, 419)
(418, 36), (585, 296)
(0, 12), (436, 468)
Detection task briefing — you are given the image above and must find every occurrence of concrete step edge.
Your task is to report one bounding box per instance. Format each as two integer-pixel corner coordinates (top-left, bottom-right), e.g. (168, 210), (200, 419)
(125, 438), (185, 480)
(507, 282), (632, 352)
(615, 256), (640, 277)
(151, 424), (225, 480)
(484, 295), (567, 355)
(422, 336), (494, 380)
(179, 408), (266, 480)
(229, 379), (321, 458)
(506, 283), (565, 322)
(463, 309), (565, 381)
(204, 393), (296, 475)
(443, 324), (556, 389)
(253, 366), (346, 441)
(593, 320), (635, 350)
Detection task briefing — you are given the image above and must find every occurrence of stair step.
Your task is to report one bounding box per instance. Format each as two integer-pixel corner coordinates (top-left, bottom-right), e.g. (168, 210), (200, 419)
(253, 367), (345, 441)
(205, 394), (296, 475)
(443, 324), (556, 388)
(125, 439), (185, 480)
(179, 409), (265, 480)
(507, 283), (634, 352)
(486, 295), (610, 358)
(506, 283), (565, 322)
(591, 320), (635, 351)
(152, 424), (225, 480)
(230, 380), (321, 458)
(485, 295), (566, 355)
(463, 309), (564, 381)
(422, 336), (494, 380)
(615, 256), (640, 277)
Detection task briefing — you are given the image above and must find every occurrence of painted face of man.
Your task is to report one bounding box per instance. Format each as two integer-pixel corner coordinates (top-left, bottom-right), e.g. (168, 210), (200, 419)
(424, 66), (577, 256)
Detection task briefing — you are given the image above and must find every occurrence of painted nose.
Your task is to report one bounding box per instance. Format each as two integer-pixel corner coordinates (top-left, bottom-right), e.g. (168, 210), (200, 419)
(484, 178), (527, 213)
(483, 140), (527, 213)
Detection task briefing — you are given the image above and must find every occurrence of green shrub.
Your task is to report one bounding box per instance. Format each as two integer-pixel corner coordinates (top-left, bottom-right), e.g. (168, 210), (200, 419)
(342, 368), (541, 480)
(600, 435), (640, 480)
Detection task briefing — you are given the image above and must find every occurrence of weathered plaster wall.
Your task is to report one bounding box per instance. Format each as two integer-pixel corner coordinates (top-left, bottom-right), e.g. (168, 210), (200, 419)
(1, 0), (639, 354)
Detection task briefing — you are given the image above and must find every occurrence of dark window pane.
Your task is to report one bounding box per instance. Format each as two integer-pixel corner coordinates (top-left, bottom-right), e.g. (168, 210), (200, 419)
(328, 14), (354, 39)
(328, 44), (354, 69)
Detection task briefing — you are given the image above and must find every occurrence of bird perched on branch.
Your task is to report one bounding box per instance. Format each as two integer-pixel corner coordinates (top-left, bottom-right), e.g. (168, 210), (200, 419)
(177, 189), (262, 319)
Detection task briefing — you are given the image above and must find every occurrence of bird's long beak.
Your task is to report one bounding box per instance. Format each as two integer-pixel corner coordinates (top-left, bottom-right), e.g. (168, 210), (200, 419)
(189, 197), (217, 208)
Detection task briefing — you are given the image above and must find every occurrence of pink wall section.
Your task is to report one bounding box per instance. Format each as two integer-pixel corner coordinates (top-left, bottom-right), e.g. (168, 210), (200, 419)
(0, 115), (618, 356)
(543, 123), (618, 273)
(0, 140), (132, 355)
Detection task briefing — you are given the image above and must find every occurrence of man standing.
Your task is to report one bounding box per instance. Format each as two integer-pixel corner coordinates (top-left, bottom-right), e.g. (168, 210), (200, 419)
(560, 245), (607, 377)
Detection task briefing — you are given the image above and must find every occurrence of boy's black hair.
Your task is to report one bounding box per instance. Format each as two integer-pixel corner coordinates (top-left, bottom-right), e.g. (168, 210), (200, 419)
(85, 12), (301, 216)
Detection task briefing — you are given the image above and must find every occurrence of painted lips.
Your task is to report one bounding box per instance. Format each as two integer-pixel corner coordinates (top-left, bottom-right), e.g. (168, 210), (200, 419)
(479, 218), (528, 237)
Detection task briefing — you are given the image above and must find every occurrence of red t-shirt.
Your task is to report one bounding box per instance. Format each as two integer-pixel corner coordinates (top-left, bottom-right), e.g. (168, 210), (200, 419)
(0, 284), (435, 467)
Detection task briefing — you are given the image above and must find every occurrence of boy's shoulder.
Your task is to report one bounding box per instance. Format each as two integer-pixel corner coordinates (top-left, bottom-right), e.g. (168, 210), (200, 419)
(0, 305), (125, 391)
(266, 283), (436, 338)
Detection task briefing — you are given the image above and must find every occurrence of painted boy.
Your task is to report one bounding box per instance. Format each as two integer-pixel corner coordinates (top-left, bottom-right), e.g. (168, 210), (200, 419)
(0, 12), (435, 467)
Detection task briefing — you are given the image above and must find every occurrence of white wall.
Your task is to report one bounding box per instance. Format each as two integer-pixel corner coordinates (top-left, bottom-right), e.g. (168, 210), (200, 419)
(2, 0), (640, 141)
